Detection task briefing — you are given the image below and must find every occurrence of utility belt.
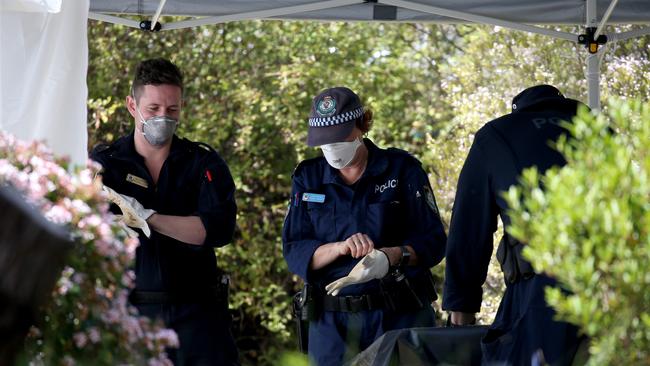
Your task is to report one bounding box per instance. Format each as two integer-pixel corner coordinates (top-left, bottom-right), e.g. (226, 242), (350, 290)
(496, 233), (535, 284)
(294, 270), (437, 320)
(129, 273), (230, 305)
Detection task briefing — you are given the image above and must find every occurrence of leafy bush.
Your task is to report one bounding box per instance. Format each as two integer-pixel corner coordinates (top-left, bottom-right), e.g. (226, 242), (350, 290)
(506, 100), (650, 365)
(0, 133), (177, 365)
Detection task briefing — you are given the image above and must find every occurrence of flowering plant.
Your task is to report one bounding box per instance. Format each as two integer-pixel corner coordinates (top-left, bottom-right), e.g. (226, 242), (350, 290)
(0, 132), (177, 365)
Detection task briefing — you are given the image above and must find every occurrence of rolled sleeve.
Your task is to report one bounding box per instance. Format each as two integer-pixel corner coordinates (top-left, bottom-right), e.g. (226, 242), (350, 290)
(197, 153), (237, 247)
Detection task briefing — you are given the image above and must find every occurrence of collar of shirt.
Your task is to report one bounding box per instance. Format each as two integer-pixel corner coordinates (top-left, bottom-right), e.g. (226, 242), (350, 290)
(321, 138), (389, 185)
(109, 131), (188, 162)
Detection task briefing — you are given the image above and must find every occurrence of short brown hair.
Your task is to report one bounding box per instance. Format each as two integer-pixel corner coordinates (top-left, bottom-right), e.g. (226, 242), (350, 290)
(355, 109), (373, 133)
(131, 58), (183, 101)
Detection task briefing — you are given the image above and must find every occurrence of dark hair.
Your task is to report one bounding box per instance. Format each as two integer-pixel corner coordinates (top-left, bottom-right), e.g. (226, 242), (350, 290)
(131, 58), (183, 101)
(355, 109), (373, 133)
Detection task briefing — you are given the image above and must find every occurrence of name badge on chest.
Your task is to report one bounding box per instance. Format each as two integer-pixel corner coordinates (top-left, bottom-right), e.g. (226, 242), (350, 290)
(126, 173), (148, 189)
(302, 192), (326, 203)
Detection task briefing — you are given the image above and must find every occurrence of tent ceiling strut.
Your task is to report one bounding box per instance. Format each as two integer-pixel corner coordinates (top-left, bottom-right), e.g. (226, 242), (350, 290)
(162, 0), (362, 30)
(150, 0), (167, 30)
(378, 0), (577, 42)
(594, 0), (618, 39)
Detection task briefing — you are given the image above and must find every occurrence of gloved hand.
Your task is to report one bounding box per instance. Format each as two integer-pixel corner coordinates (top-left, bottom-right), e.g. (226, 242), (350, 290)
(102, 185), (155, 238)
(325, 249), (390, 296)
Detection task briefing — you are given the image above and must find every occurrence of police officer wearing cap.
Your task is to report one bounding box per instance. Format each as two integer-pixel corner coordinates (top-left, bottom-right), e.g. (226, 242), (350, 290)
(443, 85), (588, 365)
(283, 87), (447, 365)
(91, 58), (238, 365)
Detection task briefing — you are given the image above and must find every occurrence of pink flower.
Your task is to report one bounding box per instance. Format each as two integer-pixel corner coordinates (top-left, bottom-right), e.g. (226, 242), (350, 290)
(44, 204), (73, 224)
(123, 316), (144, 342)
(121, 271), (136, 288)
(73, 332), (88, 348)
(154, 329), (179, 348)
(102, 309), (121, 324)
(94, 239), (117, 258)
(124, 237), (139, 256)
(77, 168), (94, 186)
(88, 327), (101, 344)
(1, 132), (174, 363)
(148, 357), (173, 366)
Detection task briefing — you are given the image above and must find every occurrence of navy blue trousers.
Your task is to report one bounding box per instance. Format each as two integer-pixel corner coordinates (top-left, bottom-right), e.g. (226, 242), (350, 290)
(481, 276), (584, 366)
(308, 305), (436, 366)
(137, 302), (239, 366)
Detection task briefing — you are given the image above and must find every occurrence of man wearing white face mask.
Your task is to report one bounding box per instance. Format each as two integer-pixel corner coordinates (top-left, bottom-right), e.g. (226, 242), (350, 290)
(91, 58), (239, 365)
(283, 87), (447, 365)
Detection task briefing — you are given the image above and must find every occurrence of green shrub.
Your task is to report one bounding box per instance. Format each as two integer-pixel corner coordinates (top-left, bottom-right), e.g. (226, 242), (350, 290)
(506, 100), (650, 365)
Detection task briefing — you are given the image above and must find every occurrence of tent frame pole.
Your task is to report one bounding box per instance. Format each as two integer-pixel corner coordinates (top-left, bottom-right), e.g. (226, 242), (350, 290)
(378, 0), (577, 41)
(586, 0), (601, 110)
(150, 0), (167, 30)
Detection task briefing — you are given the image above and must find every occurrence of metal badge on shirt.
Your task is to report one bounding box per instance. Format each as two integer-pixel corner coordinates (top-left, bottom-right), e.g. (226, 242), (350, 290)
(126, 173), (148, 189)
(302, 192), (326, 203)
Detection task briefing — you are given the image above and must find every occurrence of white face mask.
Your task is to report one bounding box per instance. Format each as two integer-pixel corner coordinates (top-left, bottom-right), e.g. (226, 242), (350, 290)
(320, 138), (362, 169)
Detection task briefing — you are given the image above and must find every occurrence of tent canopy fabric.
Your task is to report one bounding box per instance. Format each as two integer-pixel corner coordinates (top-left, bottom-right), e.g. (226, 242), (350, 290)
(86, 0), (650, 111)
(0, 0), (89, 165)
(3, 0), (648, 164)
(89, 0), (650, 24)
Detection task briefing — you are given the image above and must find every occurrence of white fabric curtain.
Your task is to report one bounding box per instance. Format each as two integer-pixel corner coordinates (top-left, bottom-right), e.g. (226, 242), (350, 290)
(0, 0), (89, 166)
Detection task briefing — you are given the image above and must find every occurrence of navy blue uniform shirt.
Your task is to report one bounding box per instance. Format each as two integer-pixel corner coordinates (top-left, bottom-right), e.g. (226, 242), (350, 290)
(283, 138), (446, 296)
(443, 87), (588, 365)
(442, 96), (581, 312)
(90, 132), (237, 294)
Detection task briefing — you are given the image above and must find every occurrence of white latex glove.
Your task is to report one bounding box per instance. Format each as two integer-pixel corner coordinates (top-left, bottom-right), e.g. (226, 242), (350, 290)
(325, 249), (390, 296)
(102, 185), (155, 238)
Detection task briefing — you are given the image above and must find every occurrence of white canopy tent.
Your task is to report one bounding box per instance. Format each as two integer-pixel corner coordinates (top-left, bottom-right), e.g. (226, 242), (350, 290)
(0, 0), (89, 165)
(87, 0), (650, 112)
(1, 0), (649, 164)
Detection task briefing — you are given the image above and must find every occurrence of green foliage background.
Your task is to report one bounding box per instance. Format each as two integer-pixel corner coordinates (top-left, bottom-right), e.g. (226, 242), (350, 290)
(86, 20), (649, 364)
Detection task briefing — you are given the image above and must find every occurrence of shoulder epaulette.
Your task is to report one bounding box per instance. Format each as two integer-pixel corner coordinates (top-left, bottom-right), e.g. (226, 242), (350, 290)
(91, 143), (112, 155)
(195, 141), (216, 153)
(181, 138), (217, 154)
(386, 147), (421, 165)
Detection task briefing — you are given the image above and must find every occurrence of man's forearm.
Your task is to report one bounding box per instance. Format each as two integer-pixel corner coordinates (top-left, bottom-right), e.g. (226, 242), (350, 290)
(310, 242), (342, 270)
(380, 245), (418, 266)
(147, 214), (206, 245)
(450, 311), (476, 326)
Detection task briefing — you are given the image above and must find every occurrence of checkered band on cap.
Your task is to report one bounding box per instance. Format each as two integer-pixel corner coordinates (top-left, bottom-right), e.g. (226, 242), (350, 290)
(308, 106), (364, 127)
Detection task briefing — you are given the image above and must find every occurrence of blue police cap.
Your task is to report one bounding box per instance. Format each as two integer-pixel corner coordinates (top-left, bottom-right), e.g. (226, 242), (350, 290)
(511, 85), (565, 112)
(307, 87), (364, 147)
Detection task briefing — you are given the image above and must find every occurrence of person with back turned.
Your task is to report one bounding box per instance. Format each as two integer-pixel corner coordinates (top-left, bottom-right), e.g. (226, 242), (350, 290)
(443, 85), (588, 366)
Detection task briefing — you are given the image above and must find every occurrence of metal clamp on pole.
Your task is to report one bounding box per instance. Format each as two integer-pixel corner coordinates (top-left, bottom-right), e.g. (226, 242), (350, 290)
(578, 27), (608, 54)
(139, 20), (162, 32)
